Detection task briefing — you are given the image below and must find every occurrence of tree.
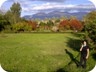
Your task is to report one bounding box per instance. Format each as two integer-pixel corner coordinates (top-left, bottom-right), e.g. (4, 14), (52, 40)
(59, 19), (70, 31)
(10, 2), (21, 17)
(5, 2), (22, 24)
(27, 20), (37, 30)
(84, 20), (96, 49)
(4, 10), (13, 24)
(83, 10), (96, 49)
(47, 20), (54, 27)
(0, 14), (9, 31)
(83, 10), (96, 22)
(69, 19), (83, 31)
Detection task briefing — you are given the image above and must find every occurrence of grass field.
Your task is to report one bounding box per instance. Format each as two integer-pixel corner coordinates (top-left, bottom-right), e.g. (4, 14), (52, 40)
(0, 33), (95, 72)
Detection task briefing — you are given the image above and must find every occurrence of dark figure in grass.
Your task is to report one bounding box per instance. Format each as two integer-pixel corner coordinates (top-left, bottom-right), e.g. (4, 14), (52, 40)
(79, 40), (89, 69)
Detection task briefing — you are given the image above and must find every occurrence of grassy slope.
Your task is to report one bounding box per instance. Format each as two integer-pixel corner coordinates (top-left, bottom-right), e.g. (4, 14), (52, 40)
(0, 33), (95, 72)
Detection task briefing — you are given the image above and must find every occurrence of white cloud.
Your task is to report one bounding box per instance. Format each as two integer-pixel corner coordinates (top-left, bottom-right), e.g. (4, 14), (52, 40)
(20, 1), (95, 16)
(26, 0), (66, 2)
(21, 2), (95, 12)
(74, 4), (95, 9)
(1, 0), (95, 16)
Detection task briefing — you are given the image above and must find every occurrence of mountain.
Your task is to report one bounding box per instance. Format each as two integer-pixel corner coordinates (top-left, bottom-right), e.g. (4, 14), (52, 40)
(23, 11), (89, 20)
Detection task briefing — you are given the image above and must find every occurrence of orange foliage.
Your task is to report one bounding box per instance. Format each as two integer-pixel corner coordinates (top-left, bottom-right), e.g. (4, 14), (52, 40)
(69, 19), (83, 31)
(27, 21), (37, 30)
(59, 19), (69, 27)
(59, 19), (70, 30)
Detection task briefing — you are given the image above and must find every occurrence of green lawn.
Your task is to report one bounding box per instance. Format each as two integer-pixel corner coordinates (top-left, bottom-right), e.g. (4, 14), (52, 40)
(0, 33), (95, 72)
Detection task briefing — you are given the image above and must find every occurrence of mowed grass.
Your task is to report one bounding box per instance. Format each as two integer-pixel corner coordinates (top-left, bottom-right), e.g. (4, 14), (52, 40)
(0, 33), (95, 72)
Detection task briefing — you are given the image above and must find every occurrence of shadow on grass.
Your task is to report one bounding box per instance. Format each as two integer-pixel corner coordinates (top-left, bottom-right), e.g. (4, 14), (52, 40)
(65, 49), (80, 67)
(72, 33), (84, 37)
(55, 49), (80, 72)
(56, 33), (83, 72)
(56, 68), (66, 72)
(66, 37), (81, 52)
(92, 52), (96, 61)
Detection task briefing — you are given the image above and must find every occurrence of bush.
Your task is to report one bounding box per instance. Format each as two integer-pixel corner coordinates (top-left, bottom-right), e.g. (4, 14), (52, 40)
(12, 22), (32, 32)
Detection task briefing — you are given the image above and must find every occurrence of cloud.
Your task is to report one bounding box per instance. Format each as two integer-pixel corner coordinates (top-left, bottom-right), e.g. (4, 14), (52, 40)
(22, 2), (95, 11)
(6, 0), (66, 3)
(1, 0), (96, 16)
(21, 2), (95, 16)
(4, 0), (95, 10)
(27, 0), (66, 2)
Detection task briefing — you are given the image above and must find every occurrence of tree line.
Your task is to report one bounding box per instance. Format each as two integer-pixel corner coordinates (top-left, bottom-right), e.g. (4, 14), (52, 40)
(0, 2), (96, 50)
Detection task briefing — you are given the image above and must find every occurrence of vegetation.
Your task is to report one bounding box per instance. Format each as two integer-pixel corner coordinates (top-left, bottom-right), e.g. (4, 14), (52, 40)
(4, 2), (21, 24)
(0, 2), (96, 72)
(0, 2), (95, 34)
(0, 2), (84, 33)
(0, 33), (95, 72)
(0, 14), (9, 31)
(59, 18), (83, 31)
(12, 22), (32, 32)
(83, 11), (96, 50)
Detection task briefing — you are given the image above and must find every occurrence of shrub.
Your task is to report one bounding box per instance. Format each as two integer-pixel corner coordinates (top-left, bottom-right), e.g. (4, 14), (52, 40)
(12, 22), (32, 32)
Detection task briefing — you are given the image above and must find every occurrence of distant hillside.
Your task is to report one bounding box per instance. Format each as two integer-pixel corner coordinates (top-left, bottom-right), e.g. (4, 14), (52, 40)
(23, 11), (90, 20)
(0, 10), (5, 15)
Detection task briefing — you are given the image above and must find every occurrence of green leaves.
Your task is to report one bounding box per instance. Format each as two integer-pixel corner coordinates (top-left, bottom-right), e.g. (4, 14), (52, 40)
(0, 14), (9, 31)
(83, 11), (96, 49)
(5, 2), (22, 24)
(10, 2), (21, 17)
(12, 22), (32, 32)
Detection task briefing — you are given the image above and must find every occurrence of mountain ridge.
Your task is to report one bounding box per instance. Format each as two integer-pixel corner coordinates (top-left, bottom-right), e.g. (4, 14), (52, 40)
(23, 11), (90, 20)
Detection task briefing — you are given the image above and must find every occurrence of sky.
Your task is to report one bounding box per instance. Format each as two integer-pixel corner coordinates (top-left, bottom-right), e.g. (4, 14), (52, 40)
(0, 0), (96, 17)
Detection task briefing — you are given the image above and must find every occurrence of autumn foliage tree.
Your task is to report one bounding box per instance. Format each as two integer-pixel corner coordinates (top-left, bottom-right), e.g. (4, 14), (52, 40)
(27, 21), (37, 30)
(69, 19), (83, 31)
(59, 19), (70, 30)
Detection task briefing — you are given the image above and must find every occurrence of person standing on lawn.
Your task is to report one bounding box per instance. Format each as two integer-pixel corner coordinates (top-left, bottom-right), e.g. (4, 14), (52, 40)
(79, 40), (89, 69)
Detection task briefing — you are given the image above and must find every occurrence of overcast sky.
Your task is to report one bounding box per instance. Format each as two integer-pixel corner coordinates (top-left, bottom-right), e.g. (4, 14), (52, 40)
(1, 0), (96, 17)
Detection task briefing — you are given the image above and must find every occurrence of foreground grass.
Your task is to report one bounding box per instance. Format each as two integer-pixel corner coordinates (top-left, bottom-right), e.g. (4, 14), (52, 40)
(0, 33), (95, 72)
